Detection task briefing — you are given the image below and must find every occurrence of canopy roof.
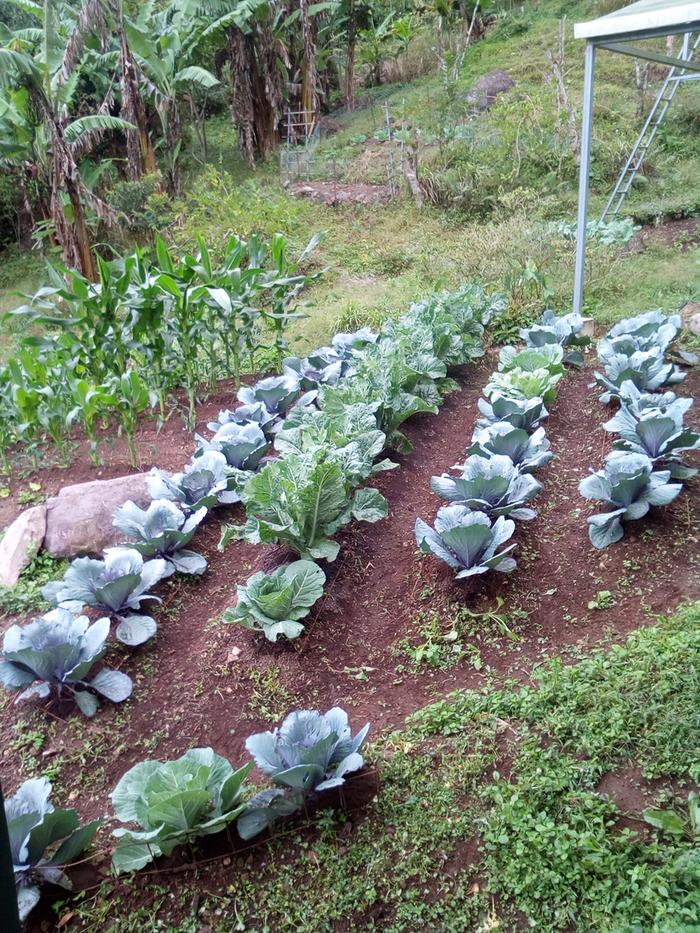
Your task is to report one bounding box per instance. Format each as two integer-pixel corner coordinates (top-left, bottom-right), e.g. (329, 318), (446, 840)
(574, 0), (700, 41)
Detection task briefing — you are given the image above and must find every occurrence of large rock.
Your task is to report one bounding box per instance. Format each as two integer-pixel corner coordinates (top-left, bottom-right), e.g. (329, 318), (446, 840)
(466, 69), (515, 112)
(44, 474), (150, 558)
(0, 505), (47, 587)
(681, 301), (700, 335)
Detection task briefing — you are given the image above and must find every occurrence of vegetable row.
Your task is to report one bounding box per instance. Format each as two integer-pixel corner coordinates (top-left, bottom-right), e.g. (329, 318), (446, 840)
(415, 310), (589, 577)
(0, 233), (320, 469)
(7, 706), (369, 921)
(580, 311), (698, 548)
(0, 282), (502, 715)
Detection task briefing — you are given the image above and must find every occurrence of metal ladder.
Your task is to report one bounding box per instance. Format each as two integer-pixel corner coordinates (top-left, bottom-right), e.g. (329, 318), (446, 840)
(602, 32), (700, 220)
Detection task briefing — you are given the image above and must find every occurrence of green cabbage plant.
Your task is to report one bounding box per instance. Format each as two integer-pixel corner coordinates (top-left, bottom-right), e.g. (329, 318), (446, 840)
(224, 560), (325, 641)
(415, 506), (517, 578)
(498, 344), (565, 377)
(238, 708), (370, 840)
(484, 366), (562, 405)
(220, 451), (388, 562)
(111, 748), (253, 873)
(275, 401), (396, 485)
(579, 451), (682, 548)
(113, 499), (208, 574)
(0, 610), (133, 716)
(6, 776), (100, 921)
(42, 547), (170, 646)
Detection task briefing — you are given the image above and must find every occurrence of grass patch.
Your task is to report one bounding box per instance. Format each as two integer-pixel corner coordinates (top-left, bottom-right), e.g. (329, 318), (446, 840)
(0, 550), (69, 619)
(67, 601), (700, 931)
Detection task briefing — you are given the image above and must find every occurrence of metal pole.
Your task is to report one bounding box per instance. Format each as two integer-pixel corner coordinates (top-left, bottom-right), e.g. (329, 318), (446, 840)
(0, 782), (21, 933)
(573, 41), (596, 313)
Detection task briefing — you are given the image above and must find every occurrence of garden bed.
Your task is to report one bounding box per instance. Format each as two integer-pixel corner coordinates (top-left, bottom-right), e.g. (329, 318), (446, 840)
(2, 354), (699, 928)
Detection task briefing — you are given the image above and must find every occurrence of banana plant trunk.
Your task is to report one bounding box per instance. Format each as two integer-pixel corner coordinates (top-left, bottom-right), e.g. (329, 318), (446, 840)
(345, 0), (356, 108)
(117, 18), (157, 180)
(300, 0), (319, 133)
(32, 88), (97, 280)
(228, 26), (281, 167)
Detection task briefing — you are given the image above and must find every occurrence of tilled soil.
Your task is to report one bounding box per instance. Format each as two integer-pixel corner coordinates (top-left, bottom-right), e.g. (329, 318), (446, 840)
(2, 357), (699, 929)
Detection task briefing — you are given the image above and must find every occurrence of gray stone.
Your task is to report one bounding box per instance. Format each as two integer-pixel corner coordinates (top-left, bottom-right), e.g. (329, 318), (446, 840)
(681, 302), (700, 334)
(466, 70), (515, 112)
(580, 317), (596, 339)
(44, 474), (150, 558)
(0, 504), (47, 587)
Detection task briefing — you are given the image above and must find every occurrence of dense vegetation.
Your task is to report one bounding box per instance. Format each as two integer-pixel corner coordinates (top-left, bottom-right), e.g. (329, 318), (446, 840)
(0, 0), (699, 928)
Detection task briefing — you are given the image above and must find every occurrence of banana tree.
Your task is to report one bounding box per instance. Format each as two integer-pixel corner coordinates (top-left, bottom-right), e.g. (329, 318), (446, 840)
(0, 0), (135, 278)
(125, 1), (219, 192)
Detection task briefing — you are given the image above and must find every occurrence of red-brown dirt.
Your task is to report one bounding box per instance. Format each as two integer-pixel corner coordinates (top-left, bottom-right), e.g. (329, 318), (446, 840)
(2, 356), (699, 929)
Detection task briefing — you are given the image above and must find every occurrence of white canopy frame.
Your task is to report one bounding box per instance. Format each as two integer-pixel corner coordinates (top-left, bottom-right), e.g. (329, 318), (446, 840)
(572, 1), (700, 312)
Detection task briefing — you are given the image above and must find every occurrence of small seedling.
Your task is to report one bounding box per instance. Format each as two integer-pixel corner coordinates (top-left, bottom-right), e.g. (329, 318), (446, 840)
(588, 590), (616, 611)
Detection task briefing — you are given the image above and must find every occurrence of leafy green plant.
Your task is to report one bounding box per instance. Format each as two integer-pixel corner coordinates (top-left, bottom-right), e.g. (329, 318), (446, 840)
(415, 506), (517, 579)
(579, 451), (682, 548)
(604, 394), (699, 480)
(238, 708), (369, 840)
(275, 401), (396, 486)
(195, 422), (271, 471)
(148, 451), (241, 510)
(476, 394), (548, 432)
(432, 455), (542, 520)
(6, 776), (100, 921)
(520, 309), (591, 367)
(485, 366), (562, 405)
(587, 590), (616, 611)
(67, 379), (117, 466)
(111, 748), (252, 873)
(42, 548), (170, 646)
(643, 792), (700, 840)
(0, 610), (133, 717)
(109, 370), (157, 467)
(498, 344), (565, 378)
(113, 500), (208, 574)
(321, 341), (439, 455)
(466, 423), (553, 473)
(220, 451), (388, 562)
(224, 560), (326, 642)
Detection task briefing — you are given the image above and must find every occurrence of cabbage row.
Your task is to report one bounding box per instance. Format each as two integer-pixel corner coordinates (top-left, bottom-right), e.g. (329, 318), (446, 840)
(415, 311), (589, 578)
(2, 282), (504, 918)
(580, 311), (698, 548)
(1, 282), (502, 712)
(6, 706), (369, 921)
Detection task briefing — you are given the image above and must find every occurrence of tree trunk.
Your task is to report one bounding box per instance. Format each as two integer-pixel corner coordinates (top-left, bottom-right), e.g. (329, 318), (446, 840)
(229, 27), (257, 167)
(117, 17), (157, 180)
(228, 24), (282, 166)
(33, 89), (97, 279)
(345, 0), (356, 109)
(300, 0), (319, 131)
